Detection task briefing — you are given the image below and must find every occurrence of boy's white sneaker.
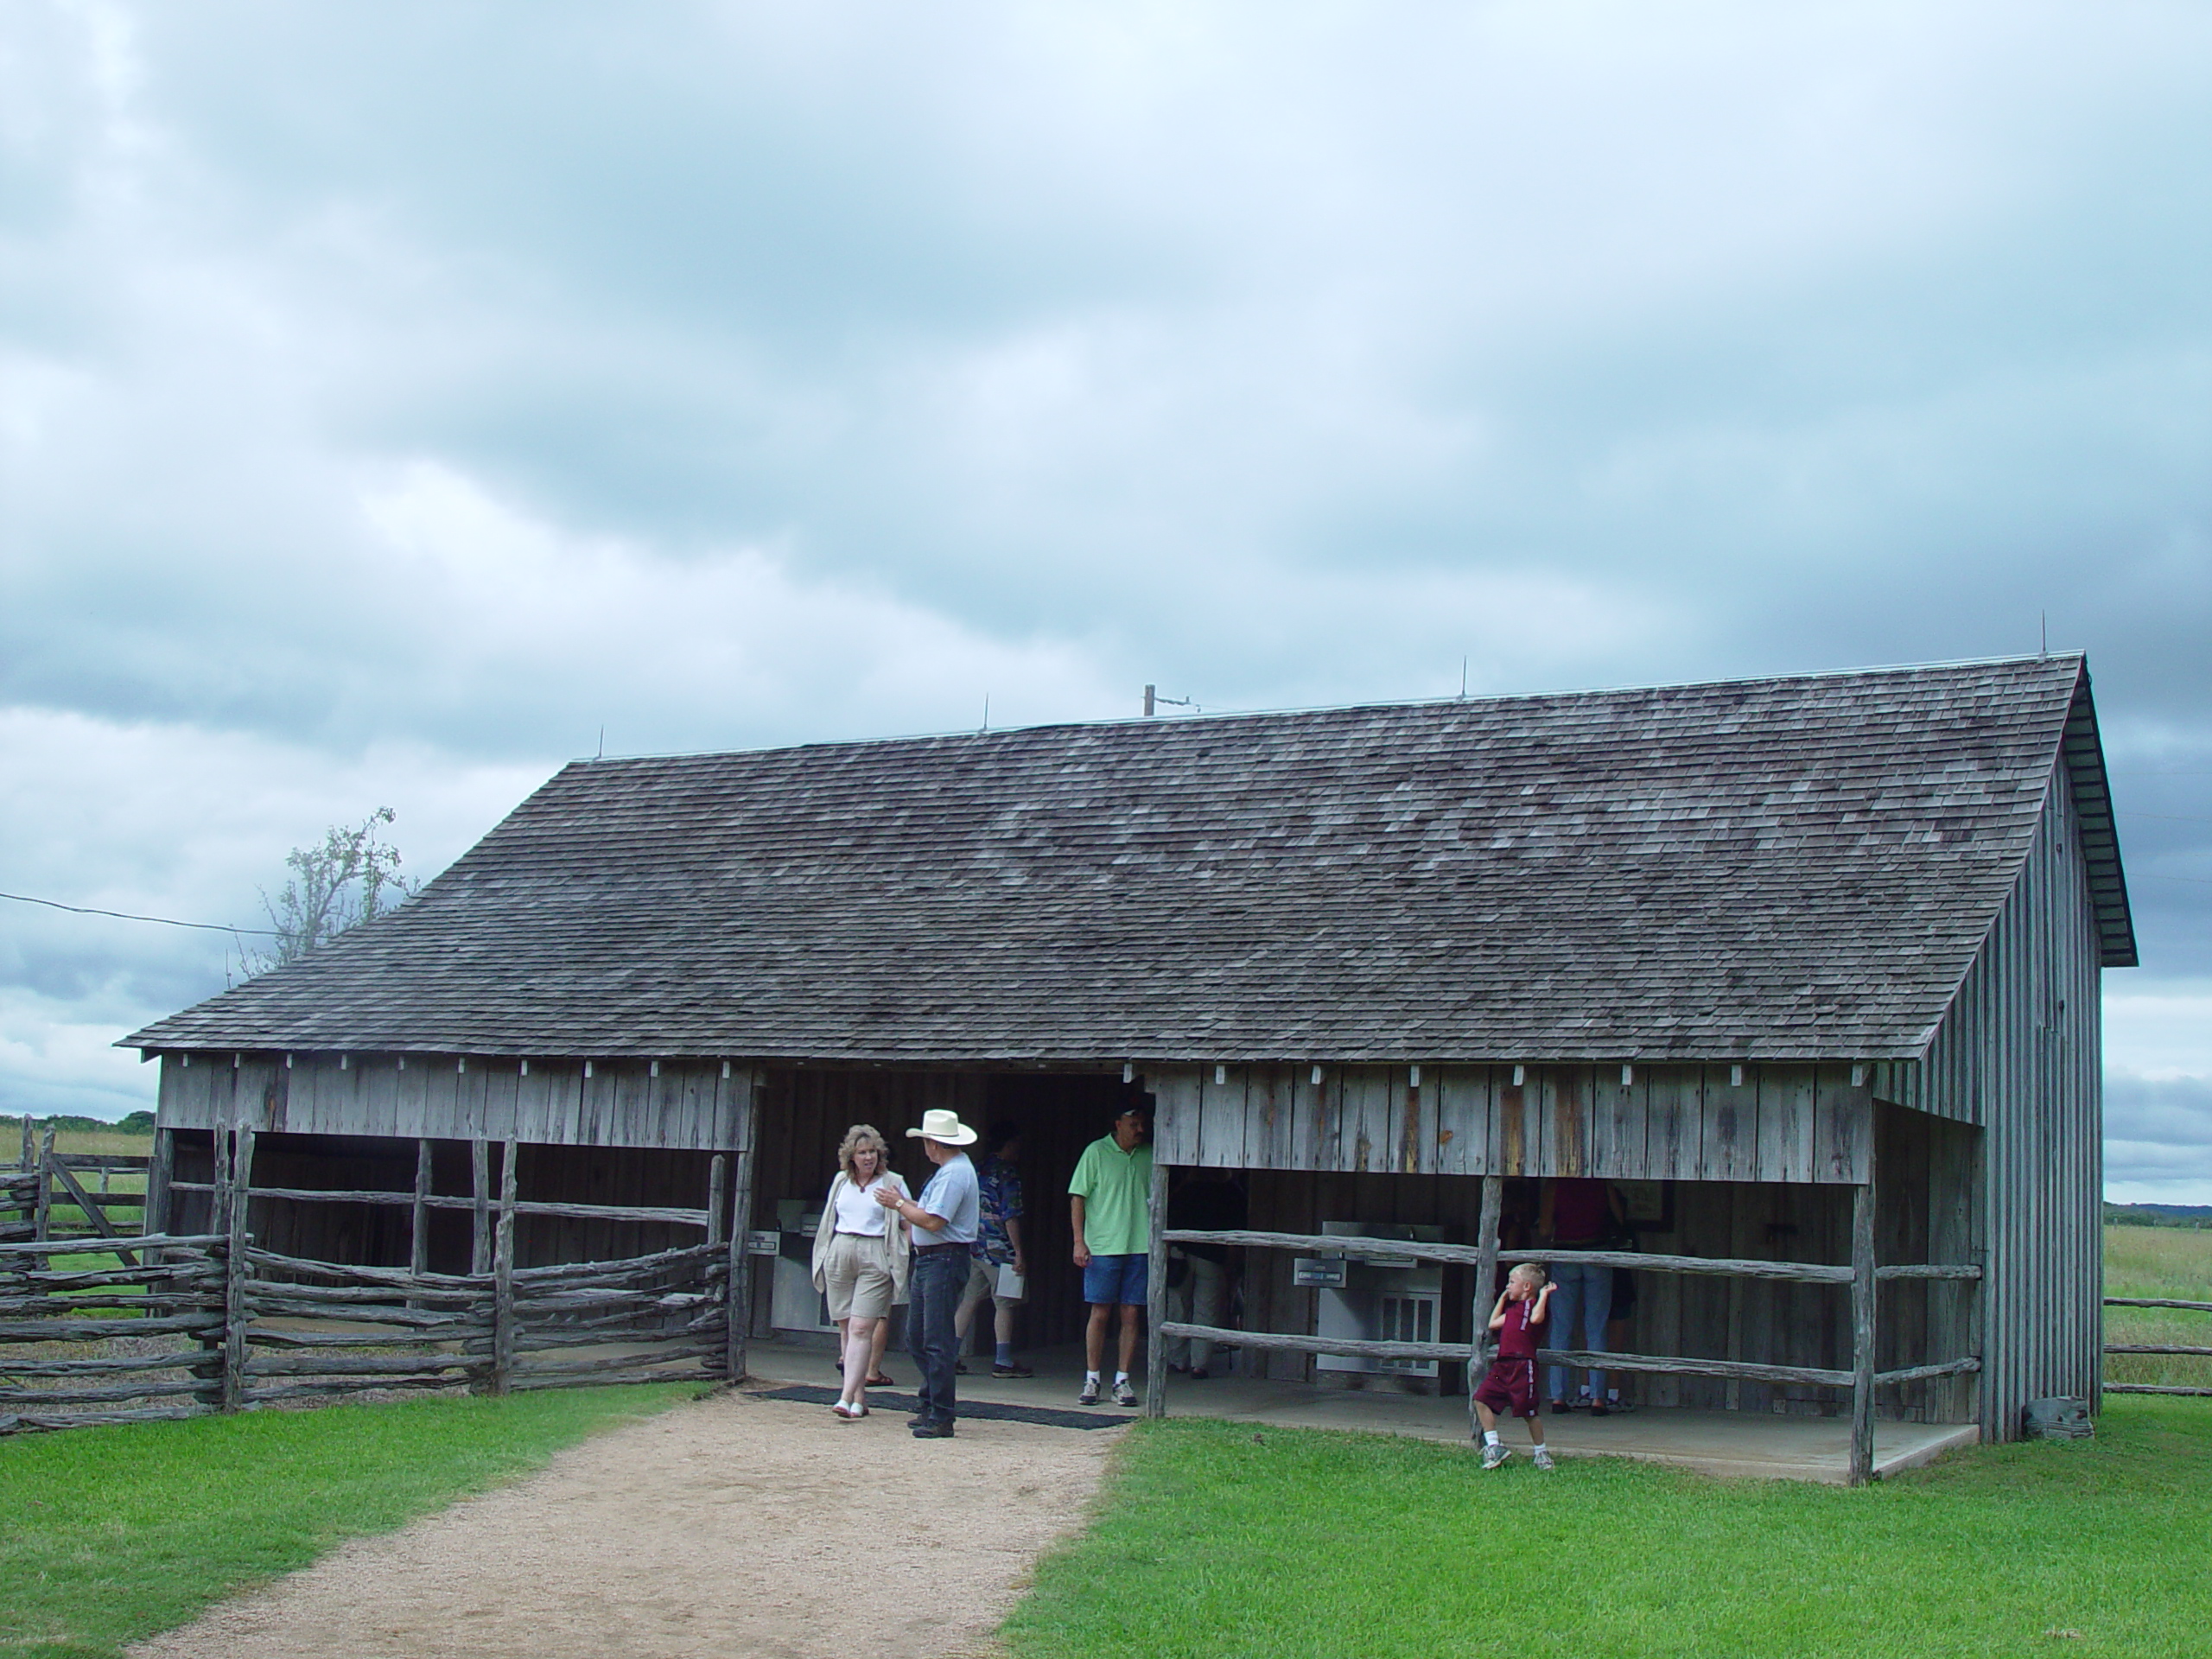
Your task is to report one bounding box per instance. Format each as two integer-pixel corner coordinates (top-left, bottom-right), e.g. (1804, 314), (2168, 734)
(1532, 1447), (1556, 1471)
(1479, 1442), (1511, 1470)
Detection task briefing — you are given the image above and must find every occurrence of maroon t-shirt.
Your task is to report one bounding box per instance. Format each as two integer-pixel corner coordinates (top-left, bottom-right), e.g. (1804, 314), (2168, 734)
(1552, 1178), (1610, 1242)
(1494, 1295), (1547, 1359)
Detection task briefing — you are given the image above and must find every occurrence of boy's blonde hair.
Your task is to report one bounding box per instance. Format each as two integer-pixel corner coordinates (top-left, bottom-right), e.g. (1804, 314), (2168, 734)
(1508, 1262), (1548, 1290)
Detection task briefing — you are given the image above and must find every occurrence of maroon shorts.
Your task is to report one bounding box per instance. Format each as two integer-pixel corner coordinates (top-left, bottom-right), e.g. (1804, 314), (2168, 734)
(1474, 1357), (1541, 1420)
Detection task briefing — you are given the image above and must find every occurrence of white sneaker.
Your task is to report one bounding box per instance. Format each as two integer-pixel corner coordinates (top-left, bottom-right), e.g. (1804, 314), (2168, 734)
(1532, 1447), (1556, 1471)
(1077, 1378), (1100, 1406)
(1113, 1378), (1138, 1408)
(1480, 1442), (1510, 1470)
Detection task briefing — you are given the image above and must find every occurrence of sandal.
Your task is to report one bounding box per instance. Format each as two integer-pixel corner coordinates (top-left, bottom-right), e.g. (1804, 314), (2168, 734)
(865, 1372), (896, 1389)
(832, 1400), (867, 1420)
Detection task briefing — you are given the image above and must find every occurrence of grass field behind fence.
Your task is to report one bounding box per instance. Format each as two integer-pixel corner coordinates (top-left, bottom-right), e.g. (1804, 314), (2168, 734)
(2103, 1223), (2212, 1390)
(0, 1384), (693, 1659)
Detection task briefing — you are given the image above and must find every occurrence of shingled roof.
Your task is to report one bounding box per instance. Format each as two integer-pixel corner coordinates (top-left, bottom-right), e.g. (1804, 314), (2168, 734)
(126, 654), (2133, 1065)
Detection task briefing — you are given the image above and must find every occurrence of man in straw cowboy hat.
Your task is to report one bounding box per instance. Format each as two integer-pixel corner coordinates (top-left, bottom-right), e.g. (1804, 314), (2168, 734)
(874, 1109), (982, 1438)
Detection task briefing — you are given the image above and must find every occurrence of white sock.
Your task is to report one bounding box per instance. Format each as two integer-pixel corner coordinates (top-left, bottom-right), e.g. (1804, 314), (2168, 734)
(1085, 1370), (1100, 1385)
(1115, 1371), (1130, 1386)
(1483, 1430), (1501, 1446)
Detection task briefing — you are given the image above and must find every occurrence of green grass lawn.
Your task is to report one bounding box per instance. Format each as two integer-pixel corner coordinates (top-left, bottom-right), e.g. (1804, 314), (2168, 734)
(1007, 1232), (2212, 1659)
(1006, 1400), (2212, 1658)
(0, 1384), (693, 1659)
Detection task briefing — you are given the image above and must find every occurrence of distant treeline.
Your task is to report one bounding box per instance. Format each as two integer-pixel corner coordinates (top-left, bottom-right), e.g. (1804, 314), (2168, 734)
(3, 1111), (155, 1135)
(2105, 1202), (2212, 1230)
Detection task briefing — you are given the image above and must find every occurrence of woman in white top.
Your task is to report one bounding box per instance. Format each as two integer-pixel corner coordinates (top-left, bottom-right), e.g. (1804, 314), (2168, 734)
(810, 1123), (912, 1419)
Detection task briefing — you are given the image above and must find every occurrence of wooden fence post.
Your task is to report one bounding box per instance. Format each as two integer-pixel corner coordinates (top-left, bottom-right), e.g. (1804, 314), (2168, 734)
(1144, 1154), (1169, 1419)
(492, 1138), (518, 1395)
(145, 1127), (175, 1239)
(19, 1113), (32, 1173)
(410, 1139), (434, 1278)
(32, 1126), (56, 1266)
(1470, 1173), (1503, 1438)
(1850, 1174), (1878, 1485)
(470, 1139), (491, 1277)
(724, 1086), (760, 1384)
(222, 1125), (256, 1413)
(708, 1154), (728, 1249)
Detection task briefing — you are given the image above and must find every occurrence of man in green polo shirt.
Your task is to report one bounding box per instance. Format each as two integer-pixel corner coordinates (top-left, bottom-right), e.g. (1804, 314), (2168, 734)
(1069, 1103), (1154, 1407)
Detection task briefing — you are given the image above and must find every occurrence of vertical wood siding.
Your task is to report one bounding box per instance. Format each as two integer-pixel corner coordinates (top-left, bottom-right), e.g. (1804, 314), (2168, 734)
(1149, 1062), (1872, 1185)
(156, 1055), (760, 1151)
(1916, 762), (2103, 1440)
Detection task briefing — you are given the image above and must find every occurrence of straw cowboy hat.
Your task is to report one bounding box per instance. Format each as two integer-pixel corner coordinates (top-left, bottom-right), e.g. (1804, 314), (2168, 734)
(906, 1109), (979, 1146)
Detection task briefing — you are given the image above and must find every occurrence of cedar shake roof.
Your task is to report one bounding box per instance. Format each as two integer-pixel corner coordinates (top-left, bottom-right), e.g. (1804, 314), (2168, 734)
(126, 654), (2134, 1065)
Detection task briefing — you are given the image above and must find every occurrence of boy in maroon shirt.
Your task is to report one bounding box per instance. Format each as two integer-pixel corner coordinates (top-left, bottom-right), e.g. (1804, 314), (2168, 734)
(1474, 1263), (1556, 1471)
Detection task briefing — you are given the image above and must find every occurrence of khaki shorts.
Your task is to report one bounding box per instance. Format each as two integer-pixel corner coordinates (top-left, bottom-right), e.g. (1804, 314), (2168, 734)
(823, 1230), (895, 1321)
(962, 1256), (1024, 1308)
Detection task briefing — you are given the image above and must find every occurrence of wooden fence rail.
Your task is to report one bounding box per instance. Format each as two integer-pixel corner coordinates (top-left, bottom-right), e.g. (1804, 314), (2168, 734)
(2104, 1294), (2212, 1397)
(1152, 1181), (1985, 1486)
(0, 1129), (743, 1434)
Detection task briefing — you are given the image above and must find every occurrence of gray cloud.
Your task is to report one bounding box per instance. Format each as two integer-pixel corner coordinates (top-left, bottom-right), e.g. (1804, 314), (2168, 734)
(1, 0), (2208, 1119)
(2106, 1072), (2212, 1185)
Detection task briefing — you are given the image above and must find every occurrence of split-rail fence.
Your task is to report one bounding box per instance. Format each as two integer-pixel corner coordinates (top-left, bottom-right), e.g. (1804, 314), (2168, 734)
(0, 1127), (753, 1433)
(2104, 1294), (2212, 1399)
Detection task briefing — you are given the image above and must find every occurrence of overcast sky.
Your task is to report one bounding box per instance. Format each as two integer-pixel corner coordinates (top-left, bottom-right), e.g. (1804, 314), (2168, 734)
(3, 2), (2207, 1198)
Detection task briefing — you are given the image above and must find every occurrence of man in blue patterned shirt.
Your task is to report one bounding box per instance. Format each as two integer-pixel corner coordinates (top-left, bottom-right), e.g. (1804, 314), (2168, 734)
(954, 1121), (1032, 1378)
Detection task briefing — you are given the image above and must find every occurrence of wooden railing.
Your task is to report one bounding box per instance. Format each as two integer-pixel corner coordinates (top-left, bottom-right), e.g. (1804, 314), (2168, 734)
(2104, 1295), (2212, 1398)
(1147, 1173), (1982, 1485)
(0, 1127), (750, 1435)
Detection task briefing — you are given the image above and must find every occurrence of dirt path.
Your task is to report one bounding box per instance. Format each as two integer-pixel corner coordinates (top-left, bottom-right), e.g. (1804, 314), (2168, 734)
(130, 1389), (1121, 1659)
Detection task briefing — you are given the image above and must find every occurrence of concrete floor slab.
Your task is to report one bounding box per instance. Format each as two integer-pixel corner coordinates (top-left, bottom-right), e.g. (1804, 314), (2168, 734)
(747, 1336), (1977, 1484)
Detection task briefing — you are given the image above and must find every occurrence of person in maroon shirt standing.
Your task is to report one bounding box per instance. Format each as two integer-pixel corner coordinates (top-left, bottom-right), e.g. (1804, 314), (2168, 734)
(1540, 1177), (1625, 1413)
(1474, 1263), (1557, 1470)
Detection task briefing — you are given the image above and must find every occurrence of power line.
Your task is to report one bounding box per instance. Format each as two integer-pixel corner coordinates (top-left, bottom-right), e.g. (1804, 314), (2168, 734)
(0, 891), (278, 937)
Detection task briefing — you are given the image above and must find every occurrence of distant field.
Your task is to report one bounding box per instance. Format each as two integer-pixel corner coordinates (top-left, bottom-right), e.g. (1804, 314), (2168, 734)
(6, 1127), (156, 1160)
(2105, 1223), (2212, 1392)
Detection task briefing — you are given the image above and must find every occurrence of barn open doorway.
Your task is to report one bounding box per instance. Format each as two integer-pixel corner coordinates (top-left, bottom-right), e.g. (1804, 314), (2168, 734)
(746, 1067), (1148, 1353)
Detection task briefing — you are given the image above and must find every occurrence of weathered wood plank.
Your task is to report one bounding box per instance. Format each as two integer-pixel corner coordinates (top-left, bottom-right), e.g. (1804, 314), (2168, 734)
(1471, 1173), (1503, 1435)
(493, 1137), (518, 1393)
(1196, 1066), (1248, 1169)
(1144, 1150), (1168, 1418)
(222, 1127), (254, 1412)
(1164, 1229), (1856, 1282)
(1433, 1066), (1481, 1178)
(1849, 1177), (1877, 1485)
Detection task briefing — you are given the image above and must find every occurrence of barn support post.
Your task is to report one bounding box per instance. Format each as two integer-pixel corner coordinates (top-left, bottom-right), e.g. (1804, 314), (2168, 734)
(410, 1138), (434, 1278)
(470, 1139), (491, 1276)
(1469, 1173), (1503, 1438)
(1850, 1171), (1878, 1485)
(724, 1080), (760, 1384)
(491, 1138), (518, 1395)
(144, 1127), (175, 1240)
(1144, 1154), (1170, 1418)
(707, 1154), (728, 1249)
(221, 1125), (256, 1413)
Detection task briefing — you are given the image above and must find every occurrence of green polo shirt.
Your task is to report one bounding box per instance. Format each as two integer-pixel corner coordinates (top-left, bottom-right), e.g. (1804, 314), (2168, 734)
(1069, 1135), (1154, 1257)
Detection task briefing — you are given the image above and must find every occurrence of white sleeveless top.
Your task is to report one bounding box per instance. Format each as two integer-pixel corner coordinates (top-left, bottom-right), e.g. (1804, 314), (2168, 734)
(833, 1173), (894, 1236)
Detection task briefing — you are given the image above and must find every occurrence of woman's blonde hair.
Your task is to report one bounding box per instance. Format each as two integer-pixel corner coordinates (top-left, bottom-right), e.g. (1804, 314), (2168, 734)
(837, 1123), (891, 1184)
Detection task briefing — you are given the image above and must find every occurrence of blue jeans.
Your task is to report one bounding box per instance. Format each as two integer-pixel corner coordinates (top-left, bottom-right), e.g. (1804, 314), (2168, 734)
(1546, 1262), (1612, 1402)
(908, 1246), (965, 1425)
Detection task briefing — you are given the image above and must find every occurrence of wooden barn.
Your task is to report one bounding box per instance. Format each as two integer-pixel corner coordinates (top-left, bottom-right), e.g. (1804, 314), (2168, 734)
(125, 653), (2132, 1471)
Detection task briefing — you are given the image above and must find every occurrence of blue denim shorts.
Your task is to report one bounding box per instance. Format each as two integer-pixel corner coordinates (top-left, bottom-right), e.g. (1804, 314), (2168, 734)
(1083, 1253), (1148, 1306)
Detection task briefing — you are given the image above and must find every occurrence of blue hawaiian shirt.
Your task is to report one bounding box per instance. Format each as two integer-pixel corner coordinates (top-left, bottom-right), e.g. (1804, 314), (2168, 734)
(972, 1156), (1023, 1264)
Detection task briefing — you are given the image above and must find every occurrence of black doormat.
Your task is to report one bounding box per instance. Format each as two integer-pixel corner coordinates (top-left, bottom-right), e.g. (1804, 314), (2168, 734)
(749, 1383), (1129, 1431)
